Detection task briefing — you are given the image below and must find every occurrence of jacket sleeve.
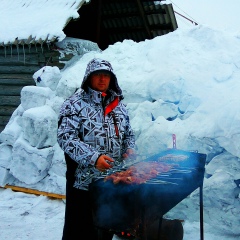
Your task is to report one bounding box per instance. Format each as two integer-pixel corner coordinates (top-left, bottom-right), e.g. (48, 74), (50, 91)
(121, 104), (135, 151)
(57, 98), (100, 167)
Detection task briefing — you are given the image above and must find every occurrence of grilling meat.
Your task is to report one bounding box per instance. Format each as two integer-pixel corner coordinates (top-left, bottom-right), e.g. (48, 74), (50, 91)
(104, 161), (175, 184)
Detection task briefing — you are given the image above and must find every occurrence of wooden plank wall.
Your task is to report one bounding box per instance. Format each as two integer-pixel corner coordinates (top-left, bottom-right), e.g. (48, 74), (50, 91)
(0, 43), (65, 133)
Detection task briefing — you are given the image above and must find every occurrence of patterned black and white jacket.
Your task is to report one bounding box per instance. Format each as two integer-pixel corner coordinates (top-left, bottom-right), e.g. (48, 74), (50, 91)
(57, 58), (135, 190)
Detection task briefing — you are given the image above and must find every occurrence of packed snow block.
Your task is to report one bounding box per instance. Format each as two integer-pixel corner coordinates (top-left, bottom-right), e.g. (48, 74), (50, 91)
(197, 171), (235, 206)
(22, 105), (58, 148)
(151, 100), (178, 120)
(21, 86), (54, 110)
(48, 144), (66, 177)
(206, 152), (240, 176)
(7, 105), (25, 125)
(0, 143), (12, 168)
(10, 137), (54, 184)
(46, 96), (65, 115)
(178, 95), (201, 120)
(201, 171), (240, 234)
(0, 117), (22, 145)
(0, 167), (15, 187)
(55, 77), (79, 99)
(33, 66), (62, 91)
(149, 80), (182, 104)
(128, 100), (178, 126)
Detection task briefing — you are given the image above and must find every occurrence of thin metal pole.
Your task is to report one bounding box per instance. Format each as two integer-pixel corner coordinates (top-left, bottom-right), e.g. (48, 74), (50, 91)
(174, 10), (198, 25)
(199, 184), (204, 240)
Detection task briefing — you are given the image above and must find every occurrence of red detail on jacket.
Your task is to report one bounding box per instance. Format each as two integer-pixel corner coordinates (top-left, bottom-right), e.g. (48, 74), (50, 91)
(104, 97), (119, 116)
(104, 97), (120, 137)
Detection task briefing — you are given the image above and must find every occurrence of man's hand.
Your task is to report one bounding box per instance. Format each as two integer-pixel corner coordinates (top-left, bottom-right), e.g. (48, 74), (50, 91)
(95, 155), (114, 172)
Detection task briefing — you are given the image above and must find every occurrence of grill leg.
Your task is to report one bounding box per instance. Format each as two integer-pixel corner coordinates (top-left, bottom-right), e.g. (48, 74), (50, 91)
(140, 207), (147, 240)
(157, 217), (163, 240)
(200, 184), (204, 240)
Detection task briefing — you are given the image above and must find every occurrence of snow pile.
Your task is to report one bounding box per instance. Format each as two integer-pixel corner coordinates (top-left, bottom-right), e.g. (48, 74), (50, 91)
(0, 0), (89, 44)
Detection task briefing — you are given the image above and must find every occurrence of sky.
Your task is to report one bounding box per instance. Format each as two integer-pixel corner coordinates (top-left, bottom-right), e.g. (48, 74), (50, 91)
(1, 1), (240, 240)
(167, 0), (240, 32)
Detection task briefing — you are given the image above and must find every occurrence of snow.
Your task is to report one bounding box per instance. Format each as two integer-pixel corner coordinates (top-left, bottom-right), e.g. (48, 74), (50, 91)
(169, 0), (240, 33)
(0, 0), (89, 44)
(1, 1), (240, 240)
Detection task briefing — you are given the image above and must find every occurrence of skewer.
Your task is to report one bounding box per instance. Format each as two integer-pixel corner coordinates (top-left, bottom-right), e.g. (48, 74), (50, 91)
(146, 180), (179, 185)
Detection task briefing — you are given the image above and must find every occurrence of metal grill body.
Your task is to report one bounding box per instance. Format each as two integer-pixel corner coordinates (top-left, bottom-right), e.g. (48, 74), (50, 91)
(89, 149), (206, 239)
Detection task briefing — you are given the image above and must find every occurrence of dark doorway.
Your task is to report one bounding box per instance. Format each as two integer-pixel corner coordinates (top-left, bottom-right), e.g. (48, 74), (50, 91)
(63, 0), (109, 50)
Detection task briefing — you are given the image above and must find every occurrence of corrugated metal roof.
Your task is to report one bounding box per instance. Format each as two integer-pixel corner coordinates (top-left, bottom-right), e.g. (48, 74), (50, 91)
(101, 0), (177, 43)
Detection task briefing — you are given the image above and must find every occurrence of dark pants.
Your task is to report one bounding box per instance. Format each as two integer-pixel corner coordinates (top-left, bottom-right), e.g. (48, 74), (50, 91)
(62, 180), (114, 240)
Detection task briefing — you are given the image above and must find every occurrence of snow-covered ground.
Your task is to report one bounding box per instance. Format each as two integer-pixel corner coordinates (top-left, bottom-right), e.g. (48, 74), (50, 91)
(0, 187), (239, 240)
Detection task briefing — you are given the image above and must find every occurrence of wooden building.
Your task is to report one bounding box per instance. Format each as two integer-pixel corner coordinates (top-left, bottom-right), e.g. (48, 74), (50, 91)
(64, 0), (178, 50)
(0, 43), (66, 132)
(0, 0), (178, 132)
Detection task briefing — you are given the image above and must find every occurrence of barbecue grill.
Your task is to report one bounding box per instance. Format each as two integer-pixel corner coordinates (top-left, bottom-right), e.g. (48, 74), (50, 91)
(89, 148), (207, 240)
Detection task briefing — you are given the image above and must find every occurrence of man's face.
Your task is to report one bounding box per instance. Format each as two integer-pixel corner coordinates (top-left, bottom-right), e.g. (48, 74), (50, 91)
(90, 71), (111, 92)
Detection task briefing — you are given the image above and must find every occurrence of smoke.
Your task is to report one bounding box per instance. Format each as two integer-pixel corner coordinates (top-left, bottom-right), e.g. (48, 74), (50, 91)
(89, 149), (206, 233)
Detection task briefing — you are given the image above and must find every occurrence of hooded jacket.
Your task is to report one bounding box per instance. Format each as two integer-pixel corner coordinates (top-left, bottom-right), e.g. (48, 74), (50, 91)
(57, 58), (135, 190)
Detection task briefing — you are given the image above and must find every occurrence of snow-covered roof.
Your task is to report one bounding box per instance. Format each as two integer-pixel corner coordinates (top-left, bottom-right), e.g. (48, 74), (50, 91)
(0, 0), (89, 46)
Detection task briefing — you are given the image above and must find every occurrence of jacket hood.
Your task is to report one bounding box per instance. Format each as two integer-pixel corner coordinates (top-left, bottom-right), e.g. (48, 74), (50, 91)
(81, 58), (123, 96)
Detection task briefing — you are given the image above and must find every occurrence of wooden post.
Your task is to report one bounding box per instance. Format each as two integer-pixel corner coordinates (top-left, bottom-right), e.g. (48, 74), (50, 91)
(1, 184), (66, 199)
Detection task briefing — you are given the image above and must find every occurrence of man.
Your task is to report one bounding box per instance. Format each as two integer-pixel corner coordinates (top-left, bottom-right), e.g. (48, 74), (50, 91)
(57, 58), (135, 240)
